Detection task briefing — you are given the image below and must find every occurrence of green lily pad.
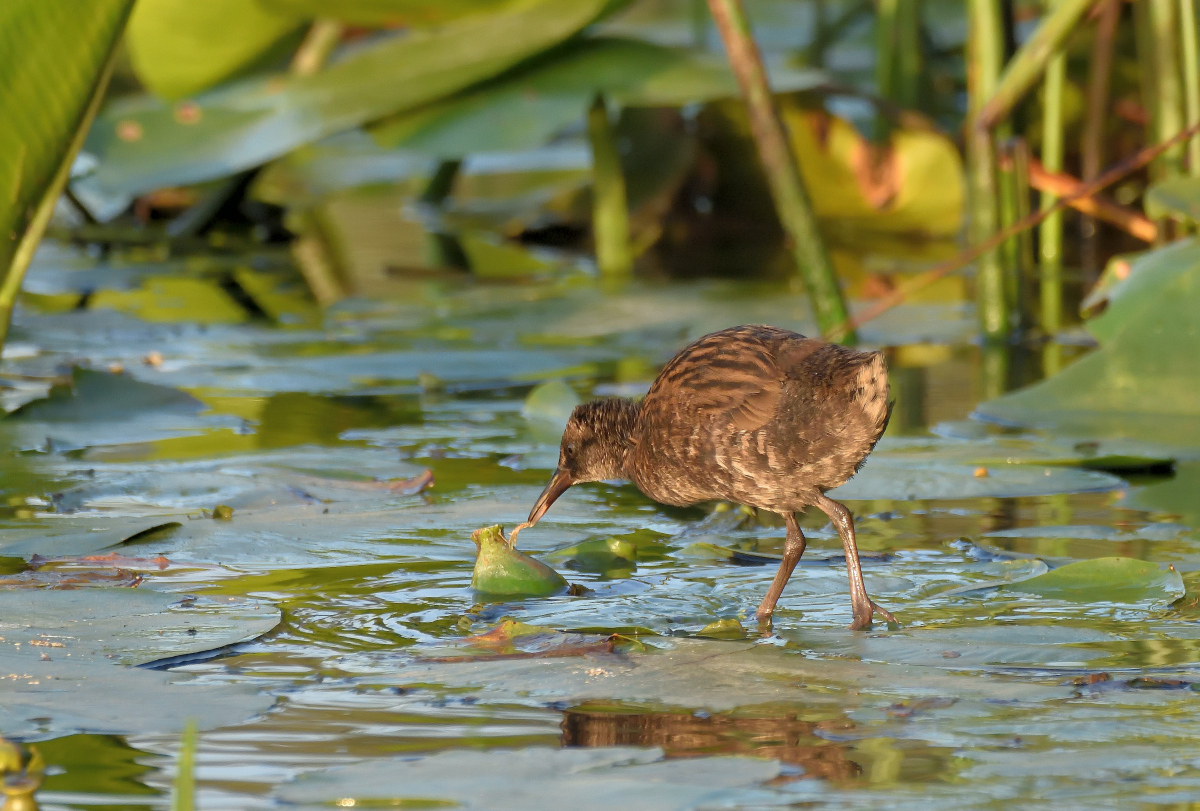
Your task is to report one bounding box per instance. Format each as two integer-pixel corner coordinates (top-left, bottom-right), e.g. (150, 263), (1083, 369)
(0, 588), (279, 739)
(1004, 557), (1185, 603)
(275, 746), (783, 810)
(471, 525), (568, 598)
(545, 537), (636, 575)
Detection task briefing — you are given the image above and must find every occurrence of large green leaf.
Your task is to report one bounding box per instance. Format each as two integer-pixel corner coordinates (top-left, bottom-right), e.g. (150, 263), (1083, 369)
(977, 238), (1200, 455)
(0, 0), (133, 344)
(260, 0), (518, 26)
(371, 37), (827, 157)
(126, 0), (305, 99)
(75, 0), (616, 199)
(1004, 557), (1184, 604)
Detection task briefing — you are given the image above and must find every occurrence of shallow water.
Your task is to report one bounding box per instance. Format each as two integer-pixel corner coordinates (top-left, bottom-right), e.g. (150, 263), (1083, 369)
(4, 248), (1199, 810)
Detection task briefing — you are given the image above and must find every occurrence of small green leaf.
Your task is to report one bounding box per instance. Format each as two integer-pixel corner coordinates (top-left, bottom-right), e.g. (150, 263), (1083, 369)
(1004, 557), (1185, 603)
(697, 618), (746, 639)
(545, 537), (636, 574)
(471, 525), (568, 598)
(1145, 177), (1200, 223)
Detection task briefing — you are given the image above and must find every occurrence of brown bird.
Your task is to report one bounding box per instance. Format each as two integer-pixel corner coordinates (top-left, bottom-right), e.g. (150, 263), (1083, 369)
(510, 325), (895, 630)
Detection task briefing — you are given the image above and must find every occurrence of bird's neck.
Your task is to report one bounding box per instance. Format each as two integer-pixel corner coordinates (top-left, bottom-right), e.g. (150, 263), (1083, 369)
(599, 398), (641, 478)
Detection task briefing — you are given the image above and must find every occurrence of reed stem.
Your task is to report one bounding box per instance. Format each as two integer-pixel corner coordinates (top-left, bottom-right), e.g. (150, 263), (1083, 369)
(1080, 0), (1119, 275)
(1147, 0), (1186, 180)
(707, 0), (852, 340)
(968, 0), (1010, 341)
(587, 95), (634, 276)
(1179, 0), (1200, 174)
(977, 0), (1098, 129)
(1038, 46), (1066, 334)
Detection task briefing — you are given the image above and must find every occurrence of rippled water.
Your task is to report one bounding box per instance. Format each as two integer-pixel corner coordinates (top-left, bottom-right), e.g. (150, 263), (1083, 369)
(3, 249), (1199, 809)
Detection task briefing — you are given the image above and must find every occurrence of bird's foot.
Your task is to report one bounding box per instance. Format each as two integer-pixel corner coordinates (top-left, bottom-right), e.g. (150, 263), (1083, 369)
(849, 600), (898, 631)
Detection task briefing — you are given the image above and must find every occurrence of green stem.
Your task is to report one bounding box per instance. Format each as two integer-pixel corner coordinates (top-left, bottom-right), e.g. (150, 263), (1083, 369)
(1038, 47), (1066, 334)
(1080, 0), (1119, 275)
(707, 0), (852, 340)
(171, 720), (197, 811)
(419, 159), (463, 206)
(1179, 0), (1200, 175)
(968, 0), (1010, 341)
(289, 19), (344, 77)
(875, 0), (899, 142)
(895, 0), (922, 110)
(1148, 0), (1185, 180)
(587, 95), (633, 276)
(692, 0), (708, 49)
(873, 0), (921, 140)
(977, 0), (1097, 129)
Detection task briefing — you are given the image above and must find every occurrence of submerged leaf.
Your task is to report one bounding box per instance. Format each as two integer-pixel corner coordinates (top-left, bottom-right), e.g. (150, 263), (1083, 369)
(1004, 557), (1185, 603)
(471, 525), (568, 598)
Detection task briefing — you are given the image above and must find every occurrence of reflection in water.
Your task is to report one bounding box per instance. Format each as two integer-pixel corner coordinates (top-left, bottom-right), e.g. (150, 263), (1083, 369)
(561, 704), (861, 781)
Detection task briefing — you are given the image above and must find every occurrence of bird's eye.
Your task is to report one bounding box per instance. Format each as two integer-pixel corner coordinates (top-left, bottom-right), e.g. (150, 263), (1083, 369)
(566, 442), (578, 455)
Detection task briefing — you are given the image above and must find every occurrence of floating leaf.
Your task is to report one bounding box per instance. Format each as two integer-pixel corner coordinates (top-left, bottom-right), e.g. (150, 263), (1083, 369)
(697, 618), (746, 639)
(471, 525), (568, 597)
(544, 537), (636, 575)
(0, 589), (279, 738)
(275, 746), (783, 811)
(8, 368), (203, 422)
(1004, 557), (1185, 603)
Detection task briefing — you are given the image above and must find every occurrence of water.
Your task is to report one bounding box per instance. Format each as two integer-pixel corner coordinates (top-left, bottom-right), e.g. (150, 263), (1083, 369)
(3, 249), (1199, 809)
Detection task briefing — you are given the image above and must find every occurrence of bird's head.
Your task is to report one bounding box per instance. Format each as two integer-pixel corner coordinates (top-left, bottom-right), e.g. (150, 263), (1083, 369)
(524, 399), (639, 527)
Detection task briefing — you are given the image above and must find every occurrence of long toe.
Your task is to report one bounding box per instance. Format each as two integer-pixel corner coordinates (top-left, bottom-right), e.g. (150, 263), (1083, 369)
(870, 600), (898, 625)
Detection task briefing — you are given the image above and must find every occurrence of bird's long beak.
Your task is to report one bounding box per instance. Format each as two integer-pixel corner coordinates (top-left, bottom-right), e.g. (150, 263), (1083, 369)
(526, 468), (573, 526)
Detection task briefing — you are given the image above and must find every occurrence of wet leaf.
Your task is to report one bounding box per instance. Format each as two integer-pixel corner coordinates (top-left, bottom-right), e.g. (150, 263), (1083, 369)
(126, 0), (304, 99)
(275, 746), (783, 811)
(0, 588), (279, 738)
(261, 0), (518, 26)
(471, 525), (568, 598)
(77, 0), (617, 199)
(832, 453), (1122, 501)
(544, 537), (636, 575)
(697, 618), (746, 639)
(1004, 557), (1185, 603)
(7, 368), (203, 422)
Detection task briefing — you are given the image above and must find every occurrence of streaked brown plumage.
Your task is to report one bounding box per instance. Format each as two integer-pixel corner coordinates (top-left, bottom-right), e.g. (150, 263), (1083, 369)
(513, 325), (895, 630)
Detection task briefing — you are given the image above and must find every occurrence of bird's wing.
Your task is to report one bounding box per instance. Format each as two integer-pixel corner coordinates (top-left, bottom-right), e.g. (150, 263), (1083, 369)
(646, 327), (802, 432)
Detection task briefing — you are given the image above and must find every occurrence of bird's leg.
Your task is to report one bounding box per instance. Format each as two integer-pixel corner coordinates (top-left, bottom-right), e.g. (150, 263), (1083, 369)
(754, 512), (807, 622)
(813, 493), (897, 630)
